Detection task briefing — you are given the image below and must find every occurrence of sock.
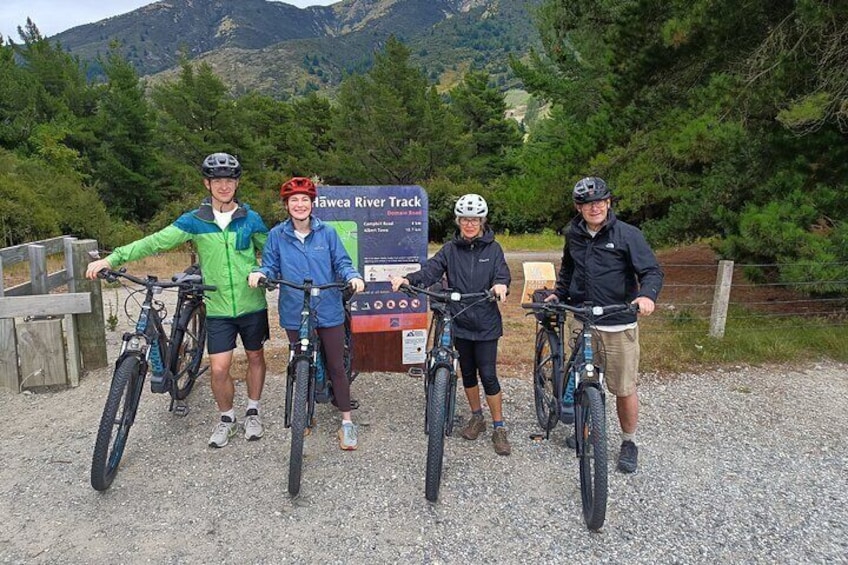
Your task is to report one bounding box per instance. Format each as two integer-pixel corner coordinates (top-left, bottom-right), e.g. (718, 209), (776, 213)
(493, 420), (505, 429)
(621, 431), (636, 443)
(221, 409), (236, 422)
(472, 408), (483, 416)
(342, 419), (353, 426)
(247, 398), (261, 413)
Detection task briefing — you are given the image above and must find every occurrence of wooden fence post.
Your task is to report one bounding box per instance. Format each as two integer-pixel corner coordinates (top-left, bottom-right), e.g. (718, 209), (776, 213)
(0, 256), (20, 392)
(64, 237), (82, 386)
(709, 260), (734, 338)
(72, 240), (108, 370)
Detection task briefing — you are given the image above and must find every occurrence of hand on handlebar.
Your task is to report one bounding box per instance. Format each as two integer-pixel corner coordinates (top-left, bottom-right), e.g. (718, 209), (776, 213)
(390, 276), (409, 292)
(349, 278), (365, 294)
(86, 258), (112, 280)
(543, 293), (560, 303)
(247, 272), (266, 288)
(632, 296), (654, 316)
(491, 283), (508, 302)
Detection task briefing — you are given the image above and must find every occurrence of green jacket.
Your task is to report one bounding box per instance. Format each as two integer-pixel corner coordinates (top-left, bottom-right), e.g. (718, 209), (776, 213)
(106, 198), (269, 318)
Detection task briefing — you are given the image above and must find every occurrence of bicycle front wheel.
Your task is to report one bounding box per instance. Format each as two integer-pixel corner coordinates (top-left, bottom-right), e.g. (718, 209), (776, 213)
(170, 301), (207, 400)
(288, 358), (311, 496)
(91, 356), (144, 491)
(533, 329), (560, 431)
(576, 385), (608, 530)
(425, 367), (450, 502)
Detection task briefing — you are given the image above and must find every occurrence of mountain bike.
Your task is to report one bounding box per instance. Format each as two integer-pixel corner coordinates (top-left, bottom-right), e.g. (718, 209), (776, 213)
(400, 283), (495, 502)
(90, 265), (216, 491)
(522, 297), (637, 530)
(258, 277), (357, 497)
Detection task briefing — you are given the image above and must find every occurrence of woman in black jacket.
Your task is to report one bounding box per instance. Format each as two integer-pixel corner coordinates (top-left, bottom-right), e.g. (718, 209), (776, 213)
(391, 194), (512, 455)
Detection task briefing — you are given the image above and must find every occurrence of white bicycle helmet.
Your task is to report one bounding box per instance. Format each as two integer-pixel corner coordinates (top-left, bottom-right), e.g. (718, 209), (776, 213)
(454, 193), (488, 218)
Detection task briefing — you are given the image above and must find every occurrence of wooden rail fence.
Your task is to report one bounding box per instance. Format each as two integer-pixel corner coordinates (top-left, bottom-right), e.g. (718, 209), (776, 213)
(0, 236), (107, 392)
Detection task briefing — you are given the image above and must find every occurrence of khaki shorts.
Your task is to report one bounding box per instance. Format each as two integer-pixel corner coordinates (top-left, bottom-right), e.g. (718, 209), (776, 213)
(566, 316), (640, 397)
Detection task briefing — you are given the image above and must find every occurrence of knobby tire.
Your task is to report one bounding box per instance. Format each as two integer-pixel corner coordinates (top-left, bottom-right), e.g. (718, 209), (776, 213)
(577, 386), (608, 530)
(533, 329), (560, 431)
(288, 358), (311, 496)
(425, 366), (450, 502)
(91, 356), (143, 491)
(170, 302), (207, 400)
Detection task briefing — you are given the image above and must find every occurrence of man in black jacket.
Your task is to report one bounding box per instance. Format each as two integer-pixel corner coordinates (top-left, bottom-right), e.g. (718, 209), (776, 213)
(550, 177), (663, 473)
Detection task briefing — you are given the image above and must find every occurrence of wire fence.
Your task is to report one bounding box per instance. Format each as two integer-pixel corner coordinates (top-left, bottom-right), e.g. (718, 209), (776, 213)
(645, 260), (848, 334)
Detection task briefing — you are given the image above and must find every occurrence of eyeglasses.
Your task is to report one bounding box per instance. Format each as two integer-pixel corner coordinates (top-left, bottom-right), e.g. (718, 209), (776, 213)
(579, 200), (608, 210)
(458, 218), (482, 225)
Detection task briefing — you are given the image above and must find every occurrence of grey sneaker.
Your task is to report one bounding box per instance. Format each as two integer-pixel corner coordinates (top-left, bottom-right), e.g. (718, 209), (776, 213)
(565, 433), (576, 449)
(492, 427), (511, 456)
(461, 413), (486, 440)
(208, 416), (237, 448)
(618, 440), (638, 473)
(244, 409), (264, 441)
(338, 421), (358, 451)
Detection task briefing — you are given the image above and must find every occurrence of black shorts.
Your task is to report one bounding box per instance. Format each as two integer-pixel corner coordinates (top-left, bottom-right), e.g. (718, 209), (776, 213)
(206, 309), (269, 355)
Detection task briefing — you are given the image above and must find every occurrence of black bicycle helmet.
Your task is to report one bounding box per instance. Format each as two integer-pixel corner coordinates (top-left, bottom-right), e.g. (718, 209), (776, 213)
(201, 153), (242, 179)
(573, 177), (611, 204)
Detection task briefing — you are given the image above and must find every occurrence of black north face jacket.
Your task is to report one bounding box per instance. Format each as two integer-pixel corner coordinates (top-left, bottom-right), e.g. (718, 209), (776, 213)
(554, 210), (663, 325)
(406, 228), (511, 341)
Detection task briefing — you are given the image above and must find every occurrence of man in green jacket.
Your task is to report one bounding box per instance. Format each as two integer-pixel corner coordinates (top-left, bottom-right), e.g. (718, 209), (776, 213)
(86, 153), (270, 448)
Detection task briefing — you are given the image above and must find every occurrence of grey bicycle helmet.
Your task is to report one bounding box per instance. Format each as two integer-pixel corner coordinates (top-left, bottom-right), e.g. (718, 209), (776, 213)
(201, 153), (242, 179)
(573, 177), (611, 204)
(454, 193), (488, 217)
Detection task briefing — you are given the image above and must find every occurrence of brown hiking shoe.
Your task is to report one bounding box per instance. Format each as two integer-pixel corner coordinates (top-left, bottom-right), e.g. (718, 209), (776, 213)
(492, 427), (511, 456)
(461, 413), (486, 440)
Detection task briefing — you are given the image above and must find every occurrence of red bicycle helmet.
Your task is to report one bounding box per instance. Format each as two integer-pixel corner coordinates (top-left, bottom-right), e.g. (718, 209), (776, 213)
(280, 177), (317, 200)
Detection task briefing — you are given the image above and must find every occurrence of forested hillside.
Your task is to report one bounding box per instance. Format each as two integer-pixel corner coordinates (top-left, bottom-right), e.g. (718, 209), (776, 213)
(1, 0), (846, 294)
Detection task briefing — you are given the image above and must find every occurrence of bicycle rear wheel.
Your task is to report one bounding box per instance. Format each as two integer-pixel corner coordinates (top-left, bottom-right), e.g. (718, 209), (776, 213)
(288, 358), (311, 496)
(533, 329), (560, 431)
(91, 356), (144, 491)
(170, 301), (207, 400)
(425, 367), (450, 502)
(576, 385), (608, 530)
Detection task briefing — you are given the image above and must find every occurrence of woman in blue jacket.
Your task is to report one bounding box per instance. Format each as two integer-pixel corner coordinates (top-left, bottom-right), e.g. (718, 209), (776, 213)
(391, 194), (512, 456)
(249, 177), (365, 450)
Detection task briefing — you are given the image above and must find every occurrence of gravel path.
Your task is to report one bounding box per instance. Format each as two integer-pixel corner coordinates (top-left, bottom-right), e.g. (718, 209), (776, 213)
(1, 355), (846, 564)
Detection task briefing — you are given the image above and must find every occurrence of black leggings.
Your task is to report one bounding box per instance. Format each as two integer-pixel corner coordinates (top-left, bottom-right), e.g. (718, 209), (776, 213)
(455, 338), (501, 396)
(285, 324), (351, 413)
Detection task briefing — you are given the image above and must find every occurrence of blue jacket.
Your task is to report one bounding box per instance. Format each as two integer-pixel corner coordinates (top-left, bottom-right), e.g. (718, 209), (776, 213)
(258, 217), (361, 330)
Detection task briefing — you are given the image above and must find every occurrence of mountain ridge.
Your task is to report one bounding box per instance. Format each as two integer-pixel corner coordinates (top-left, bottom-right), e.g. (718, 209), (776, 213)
(49, 0), (542, 97)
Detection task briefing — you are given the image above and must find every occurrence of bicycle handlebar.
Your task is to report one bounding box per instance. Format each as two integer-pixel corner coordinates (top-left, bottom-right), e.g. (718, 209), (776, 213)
(522, 301), (638, 318)
(399, 283), (496, 303)
(257, 276), (349, 294)
(97, 268), (217, 293)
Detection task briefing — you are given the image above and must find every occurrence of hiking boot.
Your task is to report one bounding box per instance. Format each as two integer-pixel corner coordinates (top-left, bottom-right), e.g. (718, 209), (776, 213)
(243, 409), (264, 441)
(617, 440), (638, 473)
(492, 427), (511, 456)
(338, 422), (358, 451)
(461, 413), (486, 440)
(208, 416), (237, 448)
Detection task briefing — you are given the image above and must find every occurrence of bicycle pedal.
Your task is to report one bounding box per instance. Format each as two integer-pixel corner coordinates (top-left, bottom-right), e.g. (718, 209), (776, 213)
(172, 402), (190, 417)
(407, 367), (424, 378)
(350, 399), (360, 410)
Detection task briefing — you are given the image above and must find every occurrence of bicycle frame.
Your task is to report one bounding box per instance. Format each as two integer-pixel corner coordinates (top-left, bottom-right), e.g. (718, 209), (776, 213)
(260, 277), (348, 429)
(108, 268), (214, 411)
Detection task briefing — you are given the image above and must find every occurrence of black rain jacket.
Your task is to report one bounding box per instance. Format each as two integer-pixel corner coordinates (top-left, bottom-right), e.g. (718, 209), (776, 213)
(554, 210), (663, 325)
(407, 228), (511, 341)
